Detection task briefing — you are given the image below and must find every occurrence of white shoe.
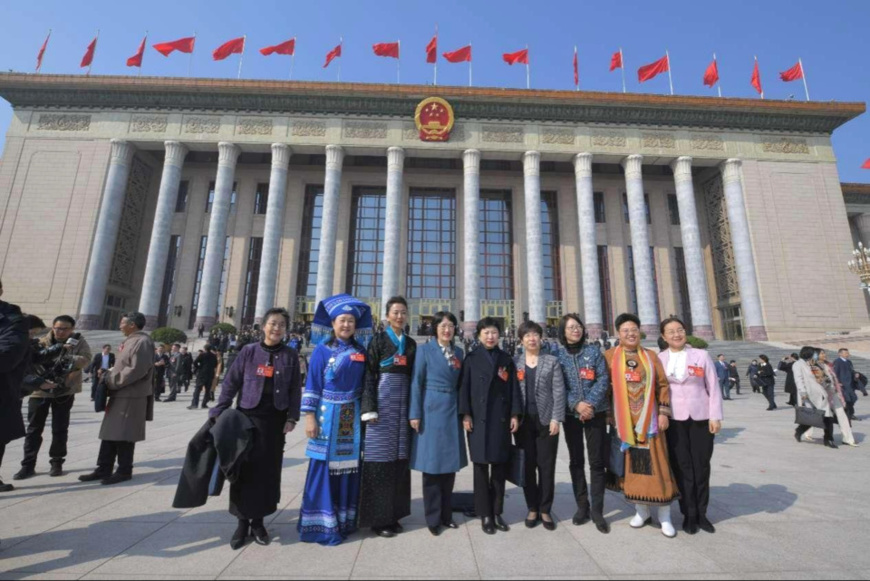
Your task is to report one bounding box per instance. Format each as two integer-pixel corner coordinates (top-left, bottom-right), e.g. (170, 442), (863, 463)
(658, 506), (677, 538)
(630, 505), (651, 529)
(803, 434), (815, 442)
(844, 441), (860, 448)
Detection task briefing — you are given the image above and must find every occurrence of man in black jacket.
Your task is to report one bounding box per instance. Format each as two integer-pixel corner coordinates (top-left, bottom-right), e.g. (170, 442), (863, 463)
(179, 346), (193, 392)
(778, 354), (798, 407)
(87, 345), (115, 401)
(189, 345), (218, 410)
(0, 279), (30, 493)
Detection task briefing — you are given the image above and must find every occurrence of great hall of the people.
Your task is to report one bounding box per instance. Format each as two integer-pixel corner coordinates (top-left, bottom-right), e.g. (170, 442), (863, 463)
(0, 73), (867, 341)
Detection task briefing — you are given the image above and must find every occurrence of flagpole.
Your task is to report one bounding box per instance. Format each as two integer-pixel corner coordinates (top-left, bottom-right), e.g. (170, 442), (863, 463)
(715, 52), (721, 97)
(37, 29), (51, 73)
(237, 35), (247, 79)
(290, 37), (296, 81)
(574, 46), (579, 92)
(469, 43), (473, 87)
(88, 29), (100, 76)
(397, 40), (401, 84)
(620, 47), (626, 93)
(189, 32), (197, 77)
(799, 57), (810, 101)
(433, 24), (438, 86)
(756, 55), (764, 100)
(338, 37), (343, 82)
(140, 32), (148, 77)
(525, 44), (530, 89)
(666, 50), (674, 96)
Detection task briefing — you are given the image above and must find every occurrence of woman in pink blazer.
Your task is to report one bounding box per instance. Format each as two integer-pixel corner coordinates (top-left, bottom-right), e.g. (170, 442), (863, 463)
(658, 317), (723, 536)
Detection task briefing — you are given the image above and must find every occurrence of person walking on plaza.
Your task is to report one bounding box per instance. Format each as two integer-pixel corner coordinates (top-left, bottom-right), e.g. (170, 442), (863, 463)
(794, 347), (839, 449)
(164, 344), (181, 402)
(211, 308), (301, 550)
(79, 312), (154, 485)
(88, 345), (115, 402)
(728, 360), (741, 396)
(779, 353), (799, 407)
(409, 311), (467, 537)
(152, 344), (169, 402)
(514, 321), (566, 532)
(557, 313), (610, 534)
(758, 355), (778, 411)
(198, 323), (205, 339)
(806, 349), (859, 447)
(0, 279), (30, 493)
(298, 294), (372, 546)
(658, 317), (723, 536)
(606, 313), (680, 539)
(180, 346), (193, 392)
(359, 297), (417, 538)
(715, 354), (731, 401)
(833, 349), (859, 422)
(16, 315), (91, 480)
(459, 317), (522, 536)
(747, 359), (760, 394)
(189, 345), (218, 410)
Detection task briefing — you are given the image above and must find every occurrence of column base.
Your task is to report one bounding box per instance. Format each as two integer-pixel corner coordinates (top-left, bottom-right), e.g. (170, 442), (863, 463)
(144, 315), (159, 332)
(461, 320), (478, 338)
(585, 323), (604, 341)
(77, 314), (103, 331)
(641, 324), (659, 338)
(692, 325), (714, 341)
(195, 316), (217, 331)
(746, 326), (769, 342)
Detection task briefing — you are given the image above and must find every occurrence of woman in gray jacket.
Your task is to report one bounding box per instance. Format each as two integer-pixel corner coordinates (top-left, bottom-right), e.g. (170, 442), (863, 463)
(514, 321), (566, 531)
(793, 346), (836, 449)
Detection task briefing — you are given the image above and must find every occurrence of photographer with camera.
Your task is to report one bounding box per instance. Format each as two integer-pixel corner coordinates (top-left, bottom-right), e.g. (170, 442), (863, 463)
(0, 279), (31, 493)
(15, 315), (91, 480)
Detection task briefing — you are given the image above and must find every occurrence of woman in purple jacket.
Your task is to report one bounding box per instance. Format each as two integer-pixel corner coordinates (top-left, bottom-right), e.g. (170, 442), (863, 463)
(210, 308), (302, 550)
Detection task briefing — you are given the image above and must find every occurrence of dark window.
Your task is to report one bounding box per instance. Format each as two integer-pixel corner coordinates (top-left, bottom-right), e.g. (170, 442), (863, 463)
(158, 235), (182, 328)
(216, 237), (232, 319)
(406, 189), (456, 300)
(346, 187), (387, 298)
(296, 185), (324, 298)
(598, 246), (614, 333)
(627, 246), (661, 318)
(241, 238), (264, 326)
(674, 247), (693, 332)
(102, 295), (127, 331)
(254, 183), (269, 215)
(668, 194), (681, 226)
(593, 191), (606, 224)
(541, 191), (562, 302)
(623, 193), (652, 225)
(206, 181), (238, 214)
(480, 190), (514, 301)
(174, 181), (189, 213)
(188, 236), (208, 329)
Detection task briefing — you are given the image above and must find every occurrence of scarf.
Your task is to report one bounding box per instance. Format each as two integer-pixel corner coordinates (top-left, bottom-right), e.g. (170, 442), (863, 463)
(379, 327), (406, 368)
(611, 345), (658, 450)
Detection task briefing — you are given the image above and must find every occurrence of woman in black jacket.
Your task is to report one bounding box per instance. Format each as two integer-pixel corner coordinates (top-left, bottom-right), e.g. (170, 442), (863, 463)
(757, 354), (777, 411)
(459, 317), (522, 535)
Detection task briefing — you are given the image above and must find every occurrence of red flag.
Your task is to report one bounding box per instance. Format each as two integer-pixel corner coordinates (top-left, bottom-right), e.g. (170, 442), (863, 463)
(80, 37), (97, 68)
(373, 42), (400, 59)
(127, 36), (147, 68)
(751, 60), (764, 95)
(36, 31), (51, 72)
(324, 43), (342, 68)
(260, 38), (295, 56)
(426, 35), (437, 63)
(780, 61), (804, 82)
(213, 37), (245, 61)
(703, 59), (719, 87)
(503, 49), (529, 66)
(638, 55), (669, 83)
(443, 45), (472, 63)
(610, 50), (623, 71)
(153, 37), (196, 57)
(573, 48), (579, 86)
(863, 159), (870, 170)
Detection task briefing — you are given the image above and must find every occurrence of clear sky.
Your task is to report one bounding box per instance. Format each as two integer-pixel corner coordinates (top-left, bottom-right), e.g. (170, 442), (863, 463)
(1, 0), (868, 181)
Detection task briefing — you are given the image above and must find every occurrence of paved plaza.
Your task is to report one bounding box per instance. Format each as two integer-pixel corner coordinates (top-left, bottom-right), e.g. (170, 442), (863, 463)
(0, 374), (869, 580)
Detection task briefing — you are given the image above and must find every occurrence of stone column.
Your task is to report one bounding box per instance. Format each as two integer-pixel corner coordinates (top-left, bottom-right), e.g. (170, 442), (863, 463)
(573, 153), (603, 339)
(314, 145), (345, 307)
(195, 142), (241, 330)
(854, 214), (870, 246)
(671, 156), (714, 340)
(78, 139), (135, 330)
(254, 143), (292, 325)
(462, 149), (481, 335)
(720, 159), (767, 341)
(381, 147), (405, 317)
(138, 141), (188, 330)
(523, 151), (546, 324)
(622, 154), (659, 335)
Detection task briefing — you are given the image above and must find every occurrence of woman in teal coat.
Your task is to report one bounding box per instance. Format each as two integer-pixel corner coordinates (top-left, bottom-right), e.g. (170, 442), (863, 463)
(409, 311), (468, 537)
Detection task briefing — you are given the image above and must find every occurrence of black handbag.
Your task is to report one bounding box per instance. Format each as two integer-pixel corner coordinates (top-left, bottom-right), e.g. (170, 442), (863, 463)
(94, 377), (108, 413)
(795, 400), (826, 429)
(607, 427), (625, 478)
(506, 445), (526, 487)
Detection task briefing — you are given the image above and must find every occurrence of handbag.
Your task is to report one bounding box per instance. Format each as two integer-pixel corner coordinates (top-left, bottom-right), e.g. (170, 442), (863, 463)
(607, 427), (625, 478)
(94, 377), (108, 413)
(795, 400), (826, 429)
(506, 445), (526, 488)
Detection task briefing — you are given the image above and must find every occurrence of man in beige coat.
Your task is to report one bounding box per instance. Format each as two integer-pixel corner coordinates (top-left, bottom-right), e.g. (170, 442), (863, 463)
(79, 312), (154, 485)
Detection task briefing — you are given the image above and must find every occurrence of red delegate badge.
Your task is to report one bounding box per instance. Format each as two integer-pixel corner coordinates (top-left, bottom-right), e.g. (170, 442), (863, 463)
(393, 355), (407, 367)
(625, 371), (642, 383)
(351, 353), (366, 363)
(498, 367), (509, 382)
(451, 358), (462, 370)
(517, 369), (526, 381)
(256, 365), (275, 378)
(689, 366), (705, 378)
(580, 368), (595, 381)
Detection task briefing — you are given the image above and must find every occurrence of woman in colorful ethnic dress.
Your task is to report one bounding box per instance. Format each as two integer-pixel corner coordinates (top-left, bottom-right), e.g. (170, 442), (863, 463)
(298, 294), (373, 546)
(359, 296), (417, 538)
(605, 313), (680, 538)
(409, 311), (468, 537)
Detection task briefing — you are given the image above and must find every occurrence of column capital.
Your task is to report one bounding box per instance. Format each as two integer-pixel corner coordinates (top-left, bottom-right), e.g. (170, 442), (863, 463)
(270, 143), (292, 168)
(109, 139), (135, 167)
(573, 152), (593, 177)
(217, 142), (241, 168)
(387, 146), (405, 172)
(163, 141), (189, 169)
(463, 149), (481, 174)
(621, 154), (643, 179)
(325, 144), (345, 171)
(523, 151), (541, 177)
(720, 158), (743, 184)
(670, 156), (693, 183)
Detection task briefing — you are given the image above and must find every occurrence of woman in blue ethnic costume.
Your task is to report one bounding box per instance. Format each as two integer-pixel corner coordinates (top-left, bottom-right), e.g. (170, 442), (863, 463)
(358, 296), (417, 538)
(409, 311), (468, 536)
(298, 294), (373, 546)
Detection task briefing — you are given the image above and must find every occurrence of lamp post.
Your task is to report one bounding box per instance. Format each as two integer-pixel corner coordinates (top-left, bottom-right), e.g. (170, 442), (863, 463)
(847, 242), (870, 291)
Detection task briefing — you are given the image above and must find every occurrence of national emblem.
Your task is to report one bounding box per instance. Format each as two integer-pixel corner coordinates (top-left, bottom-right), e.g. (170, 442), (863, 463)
(415, 97), (455, 142)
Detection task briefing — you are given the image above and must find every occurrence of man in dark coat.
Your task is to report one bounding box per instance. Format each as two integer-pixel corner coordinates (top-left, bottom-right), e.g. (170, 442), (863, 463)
(180, 346), (193, 392)
(189, 345), (218, 410)
(728, 360), (741, 396)
(0, 280), (33, 492)
(88, 345), (116, 401)
(778, 354), (798, 406)
(834, 349), (859, 421)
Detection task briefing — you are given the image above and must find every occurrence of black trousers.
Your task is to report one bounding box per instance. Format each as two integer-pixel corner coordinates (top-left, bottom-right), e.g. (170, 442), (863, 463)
(96, 440), (136, 476)
(191, 376), (214, 408)
(846, 402), (856, 420)
(22, 395), (75, 469)
(796, 418), (834, 442)
(515, 416), (559, 514)
(166, 373), (180, 400)
(763, 385), (777, 409)
(667, 419), (715, 519)
(473, 462), (507, 519)
(563, 412), (608, 520)
(422, 473), (456, 527)
(0, 442), (6, 471)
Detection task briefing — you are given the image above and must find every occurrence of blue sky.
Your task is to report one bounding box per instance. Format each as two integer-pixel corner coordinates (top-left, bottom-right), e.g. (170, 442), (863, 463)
(1, 0), (868, 181)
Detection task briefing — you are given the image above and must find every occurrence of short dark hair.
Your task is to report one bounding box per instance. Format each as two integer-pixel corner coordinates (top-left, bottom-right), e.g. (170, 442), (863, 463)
(432, 311), (458, 334)
(102, 344), (111, 350)
(614, 313), (641, 332)
(477, 317), (502, 336)
(718, 354), (725, 358)
(790, 353), (799, 359)
(558, 313), (587, 347)
(122, 312), (147, 330)
(659, 317), (686, 336)
(385, 296), (408, 314)
(838, 348), (849, 355)
(518, 321), (543, 340)
(263, 308), (290, 327)
(53, 315), (76, 327)
(759, 354), (769, 363)
(730, 360), (736, 364)
(799, 346), (816, 361)
(25, 315), (46, 331)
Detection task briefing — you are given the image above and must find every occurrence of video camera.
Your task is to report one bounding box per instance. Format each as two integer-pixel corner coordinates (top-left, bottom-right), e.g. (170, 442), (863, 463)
(27, 333), (82, 395)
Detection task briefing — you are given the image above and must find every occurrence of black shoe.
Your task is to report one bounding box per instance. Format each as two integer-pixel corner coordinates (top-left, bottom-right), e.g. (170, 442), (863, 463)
(824, 440), (839, 449)
(164, 398), (176, 402)
(231, 521), (249, 550)
(186, 405), (198, 410)
(251, 524), (270, 546)
(389, 522), (404, 534)
(525, 512), (540, 528)
(101, 473), (132, 486)
(794, 432), (803, 444)
(442, 520), (459, 529)
(13, 467), (35, 481)
(372, 527), (396, 538)
(698, 517), (716, 534)
(593, 519), (611, 534)
(49, 464), (64, 478)
(481, 517), (496, 535)
(428, 525), (442, 537)
(541, 515), (556, 531)
(572, 510), (591, 526)
(494, 515), (510, 532)
(78, 470), (111, 483)
(683, 516), (699, 535)
(0, 481), (13, 493)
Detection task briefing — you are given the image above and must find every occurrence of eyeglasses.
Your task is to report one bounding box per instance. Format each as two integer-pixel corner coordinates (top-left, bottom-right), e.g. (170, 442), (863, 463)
(53, 326), (73, 332)
(565, 325), (584, 332)
(663, 329), (686, 337)
(438, 324), (456, 330)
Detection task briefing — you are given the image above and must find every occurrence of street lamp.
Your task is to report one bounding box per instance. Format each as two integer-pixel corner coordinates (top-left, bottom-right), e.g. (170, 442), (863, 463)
(847, 242), (870, 292)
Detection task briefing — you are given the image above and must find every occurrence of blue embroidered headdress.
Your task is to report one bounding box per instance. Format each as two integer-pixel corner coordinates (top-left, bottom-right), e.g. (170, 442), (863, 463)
(310, 294), (374, 348)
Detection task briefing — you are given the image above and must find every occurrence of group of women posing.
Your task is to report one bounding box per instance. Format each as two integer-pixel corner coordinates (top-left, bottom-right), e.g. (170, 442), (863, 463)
(210, 293), (725, 548)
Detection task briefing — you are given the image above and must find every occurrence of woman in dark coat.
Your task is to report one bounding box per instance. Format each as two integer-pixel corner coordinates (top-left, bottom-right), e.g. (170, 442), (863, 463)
(210, 308), (301, 550)
(0, 291), (30, 493)
(459, 317), (522, 535)
(757, 354), (778, 411)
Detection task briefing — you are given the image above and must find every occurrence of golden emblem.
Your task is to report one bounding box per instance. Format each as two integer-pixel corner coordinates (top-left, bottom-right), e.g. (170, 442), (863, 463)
(415, 97), (455, 142)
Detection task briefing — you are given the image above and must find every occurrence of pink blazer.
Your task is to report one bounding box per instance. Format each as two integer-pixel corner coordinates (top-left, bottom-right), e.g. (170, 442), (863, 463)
(658, 347), (724, 422)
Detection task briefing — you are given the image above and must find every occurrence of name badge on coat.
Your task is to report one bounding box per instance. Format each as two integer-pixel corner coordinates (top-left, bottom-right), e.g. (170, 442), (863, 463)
(689, 365), (705, 378)
(256, 365), (274, 378)
(498, 367), (509, 382)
